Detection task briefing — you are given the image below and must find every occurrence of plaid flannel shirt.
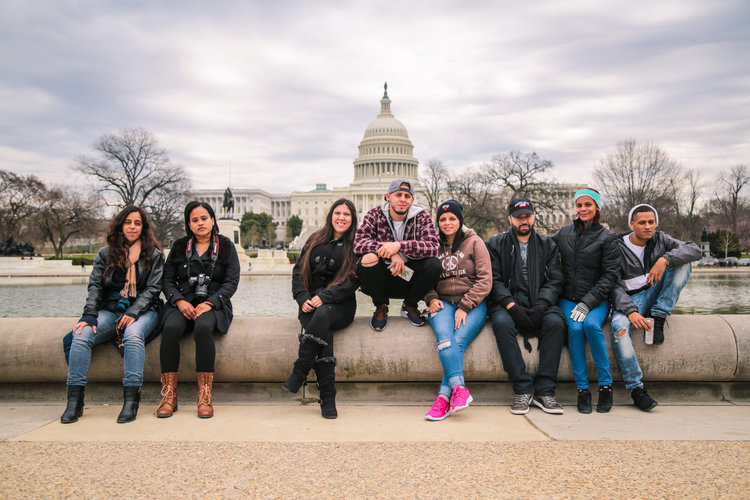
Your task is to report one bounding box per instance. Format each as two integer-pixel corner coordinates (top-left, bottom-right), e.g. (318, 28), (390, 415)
(353, 203), (439, 259)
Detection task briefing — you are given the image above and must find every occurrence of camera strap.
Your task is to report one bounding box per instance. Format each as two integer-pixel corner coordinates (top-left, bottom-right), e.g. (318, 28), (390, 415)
(186, 233), (220, 275)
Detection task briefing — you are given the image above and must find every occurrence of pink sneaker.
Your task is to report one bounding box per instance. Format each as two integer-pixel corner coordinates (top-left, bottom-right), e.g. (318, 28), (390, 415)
(451, 386), (473, 412)
(425, 395), (451, 421)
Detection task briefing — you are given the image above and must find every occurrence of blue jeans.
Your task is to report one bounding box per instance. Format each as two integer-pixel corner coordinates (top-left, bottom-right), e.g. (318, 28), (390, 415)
(67, 309), (159, 387)
(560, 299), (612, 389)
(428, 301), (487, 398)
(610, 263), (692, 390)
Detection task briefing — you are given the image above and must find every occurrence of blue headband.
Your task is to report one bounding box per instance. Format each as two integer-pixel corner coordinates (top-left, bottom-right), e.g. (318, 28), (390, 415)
(574, 189), (602, 208)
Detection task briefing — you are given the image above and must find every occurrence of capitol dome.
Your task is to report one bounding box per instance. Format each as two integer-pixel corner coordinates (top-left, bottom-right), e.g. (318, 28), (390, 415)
(352, 83), (419, 186)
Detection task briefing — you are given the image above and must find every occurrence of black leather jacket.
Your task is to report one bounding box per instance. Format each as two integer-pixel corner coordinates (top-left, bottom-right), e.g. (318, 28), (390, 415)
(552, 220), (620, 309)
(83, 246), (165, 319)
(162, 234), (240, 334)
(611, 231), (701, 315)
(485, 230), (564, 313)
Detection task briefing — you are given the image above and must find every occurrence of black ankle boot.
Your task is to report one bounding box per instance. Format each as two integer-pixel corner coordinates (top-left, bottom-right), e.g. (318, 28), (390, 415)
(314, 357), (337, 419)
(577, 389), (592, 414)
(282, 333), (324, 394)
(117, 386), (141, 423)
(597, 385), (613, 413)
(60, 385), (85, 424)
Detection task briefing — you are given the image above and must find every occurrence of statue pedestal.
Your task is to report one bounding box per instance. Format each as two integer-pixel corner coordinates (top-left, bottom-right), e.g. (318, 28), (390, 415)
(218, 218), (251, 270)
(249, 249), (292, 273)
(701, 241), (711, 258)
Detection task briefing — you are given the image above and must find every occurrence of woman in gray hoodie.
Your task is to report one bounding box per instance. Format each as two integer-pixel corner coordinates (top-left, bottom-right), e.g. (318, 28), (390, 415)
(423, 200), (492, 421)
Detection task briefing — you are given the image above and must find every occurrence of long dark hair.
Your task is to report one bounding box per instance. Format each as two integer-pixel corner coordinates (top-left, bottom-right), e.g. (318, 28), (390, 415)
(299, 198), (358, 290)
(184, 201), (219, 237)
(104, 206), (161, 278)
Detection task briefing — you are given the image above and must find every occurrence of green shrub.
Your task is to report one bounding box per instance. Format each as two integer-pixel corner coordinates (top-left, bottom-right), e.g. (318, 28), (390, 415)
(287, 251), (300, 264)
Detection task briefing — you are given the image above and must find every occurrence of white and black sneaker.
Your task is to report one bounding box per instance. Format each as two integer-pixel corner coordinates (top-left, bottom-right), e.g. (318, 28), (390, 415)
(510, 393), (533, 415)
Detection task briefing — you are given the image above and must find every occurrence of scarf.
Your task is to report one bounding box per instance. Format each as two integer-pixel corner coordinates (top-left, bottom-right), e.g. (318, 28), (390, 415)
(122, 239), (141, 299)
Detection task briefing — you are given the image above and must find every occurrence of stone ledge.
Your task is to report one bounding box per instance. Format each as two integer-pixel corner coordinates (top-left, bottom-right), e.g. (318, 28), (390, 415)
(0, 315), (747, 384)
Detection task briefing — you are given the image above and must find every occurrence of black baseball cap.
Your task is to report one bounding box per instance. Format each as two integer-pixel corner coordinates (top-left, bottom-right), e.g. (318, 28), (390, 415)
(508, 197), (535, 217)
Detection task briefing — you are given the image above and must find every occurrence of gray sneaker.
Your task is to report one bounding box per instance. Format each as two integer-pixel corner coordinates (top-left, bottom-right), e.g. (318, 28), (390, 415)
(532, 395), (564, 414)
(510, 393), (533, 415)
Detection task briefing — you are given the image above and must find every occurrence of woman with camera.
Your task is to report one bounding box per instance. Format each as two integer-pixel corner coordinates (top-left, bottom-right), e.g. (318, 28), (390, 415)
(61, 206), (164, 424)
(283, 199), (359, 419)
(157, 201), (240, 419)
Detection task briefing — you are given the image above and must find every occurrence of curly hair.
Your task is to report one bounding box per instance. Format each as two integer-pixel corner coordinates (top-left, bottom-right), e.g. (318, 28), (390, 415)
(299, 199), (358, 290)
(104, 206), (162, 278)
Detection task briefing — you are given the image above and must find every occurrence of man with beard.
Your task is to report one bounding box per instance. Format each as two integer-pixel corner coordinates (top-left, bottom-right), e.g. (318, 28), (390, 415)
(486, 198), (566, 414)
(354, 179), (441, 331)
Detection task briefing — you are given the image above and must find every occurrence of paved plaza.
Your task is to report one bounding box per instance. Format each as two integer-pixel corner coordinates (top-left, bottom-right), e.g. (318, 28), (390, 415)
(2, 402), (749, 498)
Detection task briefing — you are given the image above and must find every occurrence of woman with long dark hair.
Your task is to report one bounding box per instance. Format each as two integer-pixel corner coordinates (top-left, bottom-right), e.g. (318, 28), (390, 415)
(156, 201), (240, 419)
(553, 188), (620, 414)
(423, 200), (492, 420)
(283, 198), (359, 418)
(61, 206), (164, 424)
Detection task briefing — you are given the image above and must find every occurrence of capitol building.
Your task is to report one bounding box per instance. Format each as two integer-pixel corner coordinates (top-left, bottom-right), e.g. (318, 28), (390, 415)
(190, 84), (424, 246)
(190, 84), (583, 247)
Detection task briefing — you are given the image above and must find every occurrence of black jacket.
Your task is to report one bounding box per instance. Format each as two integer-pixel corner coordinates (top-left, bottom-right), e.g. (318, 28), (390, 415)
(611, 231), (701, 315)
(83, 246), (164, 319)
(485, 230), (564, 314)
(292, 238), (358, 306)
(162, 234), (240, 334)
(552, 220), (620, 309)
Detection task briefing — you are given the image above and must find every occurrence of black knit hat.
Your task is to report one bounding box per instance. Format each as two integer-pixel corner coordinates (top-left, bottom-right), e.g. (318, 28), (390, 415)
(436, 199), (464, 227)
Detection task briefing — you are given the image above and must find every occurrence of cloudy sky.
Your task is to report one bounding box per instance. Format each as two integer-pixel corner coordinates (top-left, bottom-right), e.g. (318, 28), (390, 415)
(1, 1), (748, 194)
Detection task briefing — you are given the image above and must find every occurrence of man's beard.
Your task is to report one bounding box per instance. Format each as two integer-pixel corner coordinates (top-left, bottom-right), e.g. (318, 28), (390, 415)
(512, 224), (533, 236)
(392, 207), (407, 216)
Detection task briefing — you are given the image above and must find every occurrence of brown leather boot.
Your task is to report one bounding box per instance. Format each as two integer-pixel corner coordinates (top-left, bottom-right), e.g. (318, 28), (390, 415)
(156, 372), (178, 418)
(197, 372), (214, 418)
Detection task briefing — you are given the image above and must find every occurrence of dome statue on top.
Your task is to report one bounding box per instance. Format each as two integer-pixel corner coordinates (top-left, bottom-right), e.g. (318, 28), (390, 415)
(351, 82), (419, 186)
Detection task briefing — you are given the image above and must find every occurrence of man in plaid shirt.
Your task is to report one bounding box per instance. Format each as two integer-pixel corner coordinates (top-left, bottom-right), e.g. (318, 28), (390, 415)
(354, 179), (441, 331)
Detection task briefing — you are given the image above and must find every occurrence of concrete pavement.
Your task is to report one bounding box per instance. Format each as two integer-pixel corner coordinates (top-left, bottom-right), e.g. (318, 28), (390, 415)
(2, 402), (750, 498)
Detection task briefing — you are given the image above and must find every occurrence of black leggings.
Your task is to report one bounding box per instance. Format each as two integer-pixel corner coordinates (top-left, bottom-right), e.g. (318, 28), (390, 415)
(298, 298), (356, 359)
(160, 309), (218, 373)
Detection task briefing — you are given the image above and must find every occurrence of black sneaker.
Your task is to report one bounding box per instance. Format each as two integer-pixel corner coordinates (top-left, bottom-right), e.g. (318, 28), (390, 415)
(401, 304), (425, 327)
(577, 389), (592, 414)
(532, 394), (564, 414)
(597, 385), (613, 413)
(653, 316), (666, 345)
(370, 304), (388, 331)
(631, 386), (658, 412)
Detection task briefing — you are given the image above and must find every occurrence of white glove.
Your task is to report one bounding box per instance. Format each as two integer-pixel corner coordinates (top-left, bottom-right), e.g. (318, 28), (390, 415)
(570, 302), (590, 322)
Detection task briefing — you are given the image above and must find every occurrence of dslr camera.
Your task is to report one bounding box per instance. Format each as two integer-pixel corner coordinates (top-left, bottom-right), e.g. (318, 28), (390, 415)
(188, 273), (211, 299)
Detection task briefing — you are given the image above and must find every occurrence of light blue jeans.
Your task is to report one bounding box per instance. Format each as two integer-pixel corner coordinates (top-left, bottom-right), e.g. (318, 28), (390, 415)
(560, 299), (612, 390)
(610, 263), (692, 390)
(67, 309), (159, 387)
(428, 301), (487, 398)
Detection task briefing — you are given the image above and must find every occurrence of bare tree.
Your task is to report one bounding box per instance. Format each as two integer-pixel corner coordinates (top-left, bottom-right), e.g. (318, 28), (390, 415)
(672, 169), (703, 241)
(34, 187), (100, 259)
(419, 159), (450, 218)
(483, 151), (567, 233)
(74, 128), (192, 209)
(0, 170), (46, 241)
(447, 167), (500, 238)
(593, 139), (682, 231)
(145, 178), (191, 246)
(715, 164), (749, 235)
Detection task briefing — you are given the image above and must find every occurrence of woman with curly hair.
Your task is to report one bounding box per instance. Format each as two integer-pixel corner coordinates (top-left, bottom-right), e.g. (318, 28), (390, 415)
(61, 206), (164, 424)
(283, 199), (359, 419)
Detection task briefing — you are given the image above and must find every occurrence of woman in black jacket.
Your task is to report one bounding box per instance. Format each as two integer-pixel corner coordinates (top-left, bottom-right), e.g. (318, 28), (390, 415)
(61, 206), (164, 424)
(283, 199), (359, 419)
(156, 201), (240, 419)
(553, 188), (620, 414)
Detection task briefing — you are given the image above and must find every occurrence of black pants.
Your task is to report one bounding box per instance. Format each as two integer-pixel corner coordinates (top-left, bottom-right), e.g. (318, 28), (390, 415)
(490, 307), (565, 396)
(160, 309), (218, 373)
(357, 256), (441, 308)
(298, 297), (356, 359)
